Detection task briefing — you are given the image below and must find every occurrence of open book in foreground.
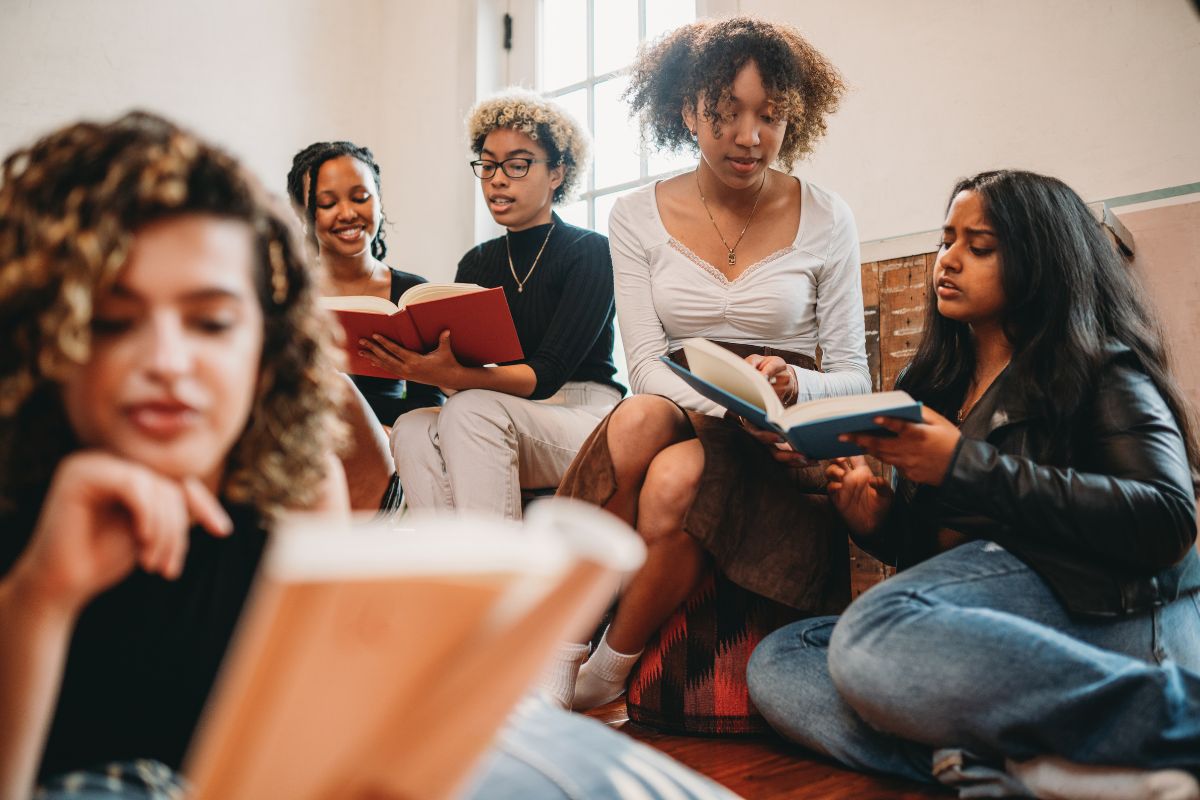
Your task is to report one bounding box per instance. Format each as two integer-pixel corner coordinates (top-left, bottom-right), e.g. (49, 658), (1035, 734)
(662, 338), (923, 459)
(320, 283), (524, 378)
(186, 499), (644, 800)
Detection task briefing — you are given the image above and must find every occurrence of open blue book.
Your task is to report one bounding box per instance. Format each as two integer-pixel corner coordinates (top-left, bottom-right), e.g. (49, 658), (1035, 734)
(661, 338), (923, 459)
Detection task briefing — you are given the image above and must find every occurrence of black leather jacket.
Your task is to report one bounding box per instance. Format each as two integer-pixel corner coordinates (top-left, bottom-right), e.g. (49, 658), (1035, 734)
(860, 344), (1200, 617)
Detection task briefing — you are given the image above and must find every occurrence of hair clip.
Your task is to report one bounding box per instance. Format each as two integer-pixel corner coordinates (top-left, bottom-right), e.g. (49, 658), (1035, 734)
(268, 240), (288, 304)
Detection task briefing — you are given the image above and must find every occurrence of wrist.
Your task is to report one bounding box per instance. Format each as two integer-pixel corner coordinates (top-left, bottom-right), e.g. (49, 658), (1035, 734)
(443, 364), (474, 392)
(3, 556), (80, 626)
(783, 365), (801, 406)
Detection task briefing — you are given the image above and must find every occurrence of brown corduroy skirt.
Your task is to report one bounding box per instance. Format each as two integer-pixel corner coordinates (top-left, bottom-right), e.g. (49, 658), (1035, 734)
(558, 344), (850, 613)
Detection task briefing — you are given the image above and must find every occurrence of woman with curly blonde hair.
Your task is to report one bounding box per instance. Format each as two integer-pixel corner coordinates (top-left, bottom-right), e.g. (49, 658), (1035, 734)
(0, 111), (739, 800)
(554, 16), (870, 713)
(0, 110), (350, 797)
(376, 89), (624, 521)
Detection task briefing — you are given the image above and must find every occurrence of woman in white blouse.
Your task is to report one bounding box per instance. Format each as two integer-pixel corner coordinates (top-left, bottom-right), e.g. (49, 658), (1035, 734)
(550, 17), (870, 713)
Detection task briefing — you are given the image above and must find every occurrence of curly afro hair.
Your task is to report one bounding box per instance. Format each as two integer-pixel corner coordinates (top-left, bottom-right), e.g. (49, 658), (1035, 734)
(625, 16), (846, 170)
(467, 88), (591, 203)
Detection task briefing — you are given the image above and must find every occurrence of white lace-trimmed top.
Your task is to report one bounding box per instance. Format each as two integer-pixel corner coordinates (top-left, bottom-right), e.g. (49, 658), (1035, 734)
(610, 177), (871, 416)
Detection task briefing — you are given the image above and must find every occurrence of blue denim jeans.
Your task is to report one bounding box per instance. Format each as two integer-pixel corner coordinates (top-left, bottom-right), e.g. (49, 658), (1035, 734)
(747, 540), (1200, 785)
(36, 696), (736, 800)
(460, 695), (738, 799)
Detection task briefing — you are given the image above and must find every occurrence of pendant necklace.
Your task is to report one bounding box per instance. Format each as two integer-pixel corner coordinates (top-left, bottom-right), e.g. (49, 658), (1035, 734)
(506, 222), (556, 293)
(696, 169), (768, 266)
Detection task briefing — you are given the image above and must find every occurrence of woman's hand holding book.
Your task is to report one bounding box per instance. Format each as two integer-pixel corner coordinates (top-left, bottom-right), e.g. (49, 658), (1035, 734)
(837, 406), (960, 486)
(744, 354), (797, 406)
(360, 329), (465, 388)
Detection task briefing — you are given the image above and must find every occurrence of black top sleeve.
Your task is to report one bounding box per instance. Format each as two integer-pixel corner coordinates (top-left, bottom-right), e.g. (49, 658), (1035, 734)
(523, 233), (617, 399)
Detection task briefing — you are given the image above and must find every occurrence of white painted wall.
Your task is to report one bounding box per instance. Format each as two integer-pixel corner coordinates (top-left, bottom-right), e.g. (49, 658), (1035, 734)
(0, 0), (483, 282)
(0, 0), (387, 208)
(4, 0), (1198, 274)
(729, 0), (1200, 243)
(377, 0), (482, 281)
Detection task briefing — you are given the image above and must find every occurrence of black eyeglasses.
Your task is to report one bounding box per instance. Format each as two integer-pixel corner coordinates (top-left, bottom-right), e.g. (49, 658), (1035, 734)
(469, 157), (548, 179)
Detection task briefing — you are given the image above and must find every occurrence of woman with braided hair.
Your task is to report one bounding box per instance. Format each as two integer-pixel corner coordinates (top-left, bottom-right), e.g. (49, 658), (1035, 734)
(286, 141), (446, 429)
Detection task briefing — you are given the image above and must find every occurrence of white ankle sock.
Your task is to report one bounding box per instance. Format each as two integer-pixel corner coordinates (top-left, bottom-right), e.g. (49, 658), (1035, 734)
(538, 642), (590, 710)
(571, 629), (642, 711)
(1008, 755), (1200, 800)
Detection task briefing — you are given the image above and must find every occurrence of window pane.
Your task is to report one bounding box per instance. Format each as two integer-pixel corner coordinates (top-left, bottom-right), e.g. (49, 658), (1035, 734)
(552, 87), (592, 192)
(645, 0), (695, 44)
(594, 0), (638, 76)
(593, 187), (633, 238)
(542, 0), (587, 90)
(648, 146), (694, 177)
(557, 199), (590, 229)
(594, 76), (639, 189)
(553, 86), (589, 129)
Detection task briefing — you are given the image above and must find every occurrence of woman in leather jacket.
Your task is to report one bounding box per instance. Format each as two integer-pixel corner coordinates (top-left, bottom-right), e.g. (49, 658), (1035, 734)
(746, 170), (1200, 800)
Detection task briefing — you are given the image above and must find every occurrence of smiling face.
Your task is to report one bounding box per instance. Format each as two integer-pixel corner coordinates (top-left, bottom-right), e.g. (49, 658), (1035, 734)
(478, 127), (564, 232)
(685, 59), (787, 191)
(934, 190), (1007, 330)
(59, 215), (265, 488)
(312, 155), (382, 257)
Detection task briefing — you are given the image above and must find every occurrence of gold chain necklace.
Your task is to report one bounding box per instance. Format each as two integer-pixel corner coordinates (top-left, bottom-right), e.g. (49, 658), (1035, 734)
(696, 169), (768, 267)
(505, 222), (556, 293)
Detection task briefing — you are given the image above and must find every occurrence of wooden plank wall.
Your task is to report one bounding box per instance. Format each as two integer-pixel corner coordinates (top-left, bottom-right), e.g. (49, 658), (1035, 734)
(848, 250), (937, 598)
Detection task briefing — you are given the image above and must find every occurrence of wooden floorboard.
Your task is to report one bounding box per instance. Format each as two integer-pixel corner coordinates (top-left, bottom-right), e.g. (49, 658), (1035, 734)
(587, 700), (948, 799)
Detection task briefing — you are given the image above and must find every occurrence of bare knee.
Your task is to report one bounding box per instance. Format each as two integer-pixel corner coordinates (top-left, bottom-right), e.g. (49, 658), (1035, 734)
(638, 440), (704, 540)
(607, 396), (689, 475)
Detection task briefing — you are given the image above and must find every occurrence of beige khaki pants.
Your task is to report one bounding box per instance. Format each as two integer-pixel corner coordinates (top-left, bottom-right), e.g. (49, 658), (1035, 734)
(390, 381), (621, 520)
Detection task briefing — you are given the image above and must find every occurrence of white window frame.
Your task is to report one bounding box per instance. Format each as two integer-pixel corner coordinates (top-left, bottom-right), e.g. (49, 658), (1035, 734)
(489, 0), (733, 231)
(542, 1), (669, 231)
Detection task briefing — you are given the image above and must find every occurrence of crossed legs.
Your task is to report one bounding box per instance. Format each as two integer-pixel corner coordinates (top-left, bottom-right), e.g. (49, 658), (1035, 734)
(564, 396), (710, 709)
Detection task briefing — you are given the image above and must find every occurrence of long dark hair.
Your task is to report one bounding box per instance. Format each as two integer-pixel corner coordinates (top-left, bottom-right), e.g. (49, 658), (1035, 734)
(898, 169), (1199, 469)
(285, 141), (388, 260)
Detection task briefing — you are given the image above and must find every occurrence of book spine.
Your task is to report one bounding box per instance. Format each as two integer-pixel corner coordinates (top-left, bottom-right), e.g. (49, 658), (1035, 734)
(393, 310), (425, 352)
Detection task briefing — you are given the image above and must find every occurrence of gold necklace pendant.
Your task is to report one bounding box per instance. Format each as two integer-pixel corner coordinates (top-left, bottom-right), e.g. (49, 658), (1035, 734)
(505, 222), (556, 294)
(696, 169), (768, 269)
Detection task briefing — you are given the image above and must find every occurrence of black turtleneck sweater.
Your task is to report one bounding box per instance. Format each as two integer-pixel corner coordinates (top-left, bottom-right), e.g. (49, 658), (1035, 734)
(455, 213), (624, 400)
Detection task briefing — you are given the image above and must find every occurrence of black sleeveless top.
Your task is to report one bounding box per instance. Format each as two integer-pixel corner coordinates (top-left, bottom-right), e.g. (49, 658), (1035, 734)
(1, 501), (267, 778)
(349, 268), (446, 426)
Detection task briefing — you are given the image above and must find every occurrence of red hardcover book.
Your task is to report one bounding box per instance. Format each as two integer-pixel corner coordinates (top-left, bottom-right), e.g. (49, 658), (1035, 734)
(321, 284), (524, 378)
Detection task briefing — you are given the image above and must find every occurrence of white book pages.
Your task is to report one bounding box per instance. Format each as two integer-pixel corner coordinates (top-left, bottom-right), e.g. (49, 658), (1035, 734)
(396, 282), (485, 307)
(318, 294), (398, 314)
(777, 390), (917, 427)
(679, 337), (785, 419)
